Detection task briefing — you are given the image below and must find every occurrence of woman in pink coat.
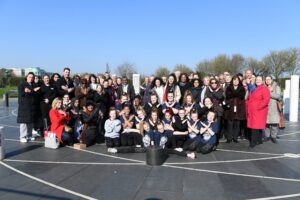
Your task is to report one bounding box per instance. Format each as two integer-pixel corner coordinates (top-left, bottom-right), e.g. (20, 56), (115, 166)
(246, 76), (270, 148)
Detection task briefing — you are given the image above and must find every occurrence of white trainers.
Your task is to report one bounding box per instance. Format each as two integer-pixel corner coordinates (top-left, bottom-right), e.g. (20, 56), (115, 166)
(187, 152), (196, 159)
(107, 148), (117, 153)
(29, 137), (35, 141)
(20, 137), (28, 143)
(175, 148), (183, 152)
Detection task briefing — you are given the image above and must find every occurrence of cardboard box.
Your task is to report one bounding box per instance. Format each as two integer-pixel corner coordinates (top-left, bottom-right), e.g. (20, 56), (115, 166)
(73, 143), (86, 150)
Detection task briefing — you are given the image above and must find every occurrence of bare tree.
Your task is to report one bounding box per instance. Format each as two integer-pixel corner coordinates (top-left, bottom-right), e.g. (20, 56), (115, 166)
(115, 62), (137, 79)
(155, 66), (170, 77)
(245, 57), (270, 76)
(173, 64), (193, 74)
(195, 60), (212, 75)
(262, 51), (289, 80)
(285, 48), (300, 76)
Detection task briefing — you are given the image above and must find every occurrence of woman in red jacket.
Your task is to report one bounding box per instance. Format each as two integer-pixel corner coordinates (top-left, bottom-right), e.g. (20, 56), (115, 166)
(246, 76), (270, 148)
(49, 97), (73, 145)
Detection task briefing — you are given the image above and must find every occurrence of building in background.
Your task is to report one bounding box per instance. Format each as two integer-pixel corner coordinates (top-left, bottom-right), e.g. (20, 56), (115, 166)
(24, 67), (47, 76)
(7, 68), (25, 77)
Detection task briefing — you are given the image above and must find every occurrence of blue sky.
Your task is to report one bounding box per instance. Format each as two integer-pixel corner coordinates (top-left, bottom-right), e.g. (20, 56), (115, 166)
(0, 0), (299, 75)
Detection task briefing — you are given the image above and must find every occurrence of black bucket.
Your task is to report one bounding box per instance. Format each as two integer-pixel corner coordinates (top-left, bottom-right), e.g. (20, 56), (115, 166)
(146, 147), (167, 166)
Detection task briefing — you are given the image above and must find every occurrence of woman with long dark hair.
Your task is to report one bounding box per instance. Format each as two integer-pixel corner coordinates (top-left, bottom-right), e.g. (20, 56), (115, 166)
(163, 73), (181, 102)
(151, 77), (164, 104)
(224, 75), (246, 143)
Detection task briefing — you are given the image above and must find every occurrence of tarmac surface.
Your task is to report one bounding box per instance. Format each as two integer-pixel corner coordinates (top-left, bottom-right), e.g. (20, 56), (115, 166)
(0, 99), (300, 200)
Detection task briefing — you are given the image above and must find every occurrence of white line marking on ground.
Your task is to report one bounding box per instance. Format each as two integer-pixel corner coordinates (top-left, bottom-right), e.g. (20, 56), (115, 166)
(278, 131), (300, 137)
(66, 146), (145, 163)
(0, 161), (98, 200)
(162, 164), (300, 183)
(217, 148), (284, 156)
(4, 159), (145, 165)
(165, 155), (287, 165)
(279, 139), (300, 142)
(11, 109), (17, 116)
(248, 193), (300, 200)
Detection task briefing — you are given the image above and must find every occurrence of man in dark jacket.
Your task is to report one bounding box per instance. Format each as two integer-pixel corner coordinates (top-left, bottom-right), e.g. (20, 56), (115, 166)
(117, 76), (135, 101)
(57, 67), (75, 98)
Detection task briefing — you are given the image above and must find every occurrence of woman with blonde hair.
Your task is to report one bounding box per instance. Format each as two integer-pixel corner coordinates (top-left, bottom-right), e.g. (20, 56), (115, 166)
(49, 97), (74, 145)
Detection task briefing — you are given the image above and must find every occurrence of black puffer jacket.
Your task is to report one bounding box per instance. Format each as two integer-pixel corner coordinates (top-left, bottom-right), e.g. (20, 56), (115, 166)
(17, 82), (39, 123)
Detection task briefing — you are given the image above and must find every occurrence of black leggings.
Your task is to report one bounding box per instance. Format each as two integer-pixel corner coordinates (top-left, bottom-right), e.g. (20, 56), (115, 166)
(170, 135), (187, 148)
(120, 132), (143, 146)
(183, 139), (214, 154)
(105, 137), (120, 148)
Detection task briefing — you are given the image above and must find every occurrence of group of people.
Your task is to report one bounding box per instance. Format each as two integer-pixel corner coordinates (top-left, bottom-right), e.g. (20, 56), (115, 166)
(17, 67), (283, 159)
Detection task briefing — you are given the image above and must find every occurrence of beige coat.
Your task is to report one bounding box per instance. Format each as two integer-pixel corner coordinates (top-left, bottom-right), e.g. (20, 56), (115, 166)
(267, 82), (281, 124)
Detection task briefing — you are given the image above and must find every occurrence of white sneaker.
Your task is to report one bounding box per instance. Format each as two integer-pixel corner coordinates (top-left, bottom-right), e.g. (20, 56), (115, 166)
(29, 137), (35, 141)
(20, 137), (28, 143)
(187, 152), (196, 159)
(107, 148), (117, 153)
(32, 129), (38, 134)
(175, 148), (183, 152)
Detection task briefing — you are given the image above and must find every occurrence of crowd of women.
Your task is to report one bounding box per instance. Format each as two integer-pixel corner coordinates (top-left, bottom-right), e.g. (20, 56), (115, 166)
(17, 67), (283, 158)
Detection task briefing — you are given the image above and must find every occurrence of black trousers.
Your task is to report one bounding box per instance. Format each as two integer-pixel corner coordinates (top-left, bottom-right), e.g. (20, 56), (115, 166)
(120, 132), (143, 146)
(170, 135), (187, 148)
(105, 137), (120, 148)
(250, 129), (262, 147)
(183, 139), (199, 151)
(226, 120), (240, 140)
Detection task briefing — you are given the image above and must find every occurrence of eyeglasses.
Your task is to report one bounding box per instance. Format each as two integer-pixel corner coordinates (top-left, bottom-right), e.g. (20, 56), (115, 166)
(210, 82), (217, 84)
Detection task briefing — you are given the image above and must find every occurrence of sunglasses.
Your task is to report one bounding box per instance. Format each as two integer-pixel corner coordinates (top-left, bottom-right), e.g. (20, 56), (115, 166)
(210, 82), (217, 84)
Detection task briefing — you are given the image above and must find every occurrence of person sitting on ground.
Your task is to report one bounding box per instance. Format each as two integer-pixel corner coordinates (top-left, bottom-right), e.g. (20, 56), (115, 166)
(170, 107), (189, 148)
(107, 122), (195, 159)
(104, 107), (121, 148)
(161, 109), (174, 148)
(196, 111), (219, 154)
(69, 97), (83, 141)
(119, 105), (142, 146)
(80, 101), (99, 146)
(146, 108), (161, 131)
(49, 97), (74, 146)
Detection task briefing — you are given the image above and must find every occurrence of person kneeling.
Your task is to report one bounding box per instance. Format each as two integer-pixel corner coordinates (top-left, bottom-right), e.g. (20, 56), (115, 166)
(80, 101), (99, 147)
(196, 111), (218, 154)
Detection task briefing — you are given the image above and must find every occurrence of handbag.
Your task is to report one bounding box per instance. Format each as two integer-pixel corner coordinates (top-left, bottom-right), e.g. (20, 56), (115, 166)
(277, 100), (285, 129)
(64, 125), (73, 133)
(44, 131), (60, 149)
